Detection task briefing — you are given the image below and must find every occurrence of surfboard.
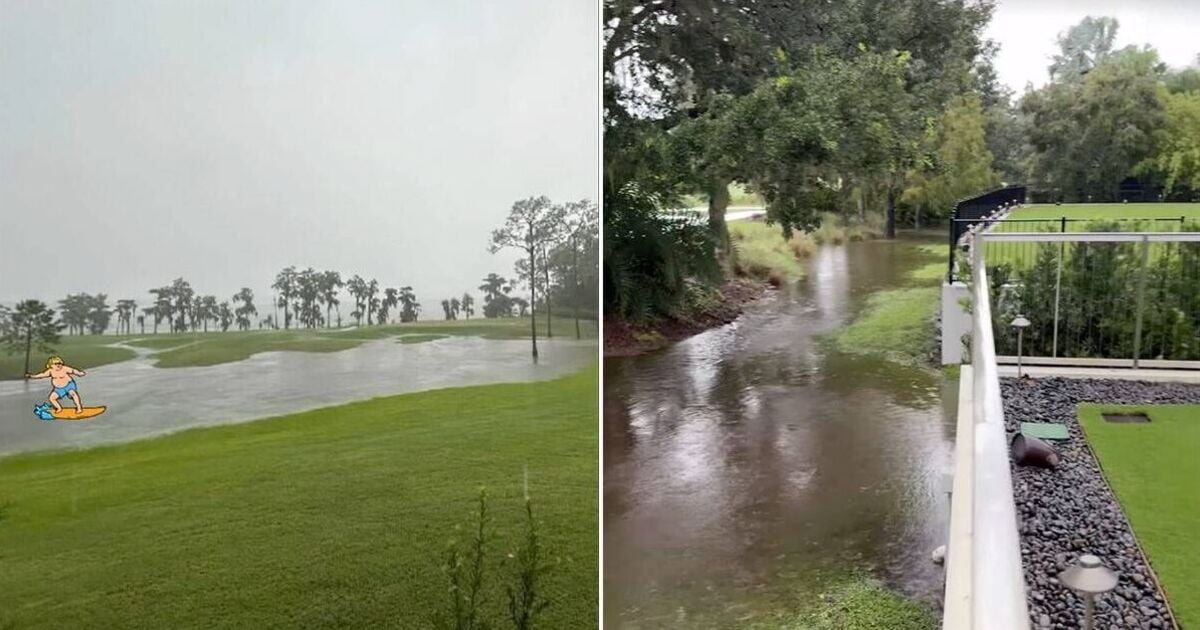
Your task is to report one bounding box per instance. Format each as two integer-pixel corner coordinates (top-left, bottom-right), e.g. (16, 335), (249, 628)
(49, 406), (106, 421)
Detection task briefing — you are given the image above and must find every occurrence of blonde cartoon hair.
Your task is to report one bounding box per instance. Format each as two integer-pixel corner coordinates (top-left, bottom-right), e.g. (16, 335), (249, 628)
(46, 356), (64, 369)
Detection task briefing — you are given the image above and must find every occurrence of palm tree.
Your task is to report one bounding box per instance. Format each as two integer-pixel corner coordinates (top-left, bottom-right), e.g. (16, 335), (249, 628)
(321, 270), (343, 328)
(233, 288), (257, 331)
(86, 294), (112, 335)
(272, 266), (298, 330)
(169, 278), (194, 333)
(364, 279), (379, 325)
(450, 297), (461, 320)
(57, 293), (90, 335)
(441, 299), (453, 320)
(295, 268), (323, 328)
(217, 302), (234, 332)
(116, 299), (137, 335)
(479, 274), (509, 318)
(137, 314), (145, 334)
(149, 286), (173, 334)
(196, 295), (218, 332)
(398, 287), (419, 322)
(380, 287), (400, 324)
(346, 275), (367, 326)
(462, 292), (475, 319)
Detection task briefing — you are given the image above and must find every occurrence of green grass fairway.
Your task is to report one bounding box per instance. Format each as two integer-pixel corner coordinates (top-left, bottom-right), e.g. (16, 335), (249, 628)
(997, 203), (1200, 232)
(1079, 404), (1200, 627)
(977, 203), (1200, 271)
(0, 335), (136, 380)
(0, 365), (599, 629)
(1, 317), (596, 378)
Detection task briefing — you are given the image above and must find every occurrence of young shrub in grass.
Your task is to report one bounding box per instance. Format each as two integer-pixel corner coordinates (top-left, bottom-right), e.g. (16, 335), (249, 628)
(505, 498), (552, 630)
(436, 489), (493, 630)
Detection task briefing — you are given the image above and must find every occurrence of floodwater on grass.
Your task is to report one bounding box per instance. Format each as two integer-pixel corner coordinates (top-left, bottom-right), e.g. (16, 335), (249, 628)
(0, 336), (594, 457)
(604, 238), (957, 627)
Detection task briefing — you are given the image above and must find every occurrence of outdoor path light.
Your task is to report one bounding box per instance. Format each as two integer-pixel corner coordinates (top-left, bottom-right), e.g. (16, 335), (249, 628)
(1058, 554), (1118, 630)
(1011, 315), (1031, 377)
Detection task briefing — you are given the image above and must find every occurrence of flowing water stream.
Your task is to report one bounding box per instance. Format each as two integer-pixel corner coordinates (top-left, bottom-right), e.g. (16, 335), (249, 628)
(604, 239), (956, 627)
(0, 336), (595, 457)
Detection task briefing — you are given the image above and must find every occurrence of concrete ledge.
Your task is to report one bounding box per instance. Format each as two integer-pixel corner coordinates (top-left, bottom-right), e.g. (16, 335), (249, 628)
(998, 364), (1200, 383)
(943, 365), (975, 629)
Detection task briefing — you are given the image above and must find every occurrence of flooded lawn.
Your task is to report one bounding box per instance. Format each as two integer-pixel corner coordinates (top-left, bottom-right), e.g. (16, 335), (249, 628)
(0, 336), (595, 457)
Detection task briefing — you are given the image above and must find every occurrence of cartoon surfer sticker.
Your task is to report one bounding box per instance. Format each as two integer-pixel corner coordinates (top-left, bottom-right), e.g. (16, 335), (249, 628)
(25, 356), (106, 421)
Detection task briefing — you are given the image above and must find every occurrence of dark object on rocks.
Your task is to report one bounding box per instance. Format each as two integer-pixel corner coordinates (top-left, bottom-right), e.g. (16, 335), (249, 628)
(1102, 411), (1150, 424)
(1013, 433), (1060, 468)
(1003, 377), (1200, 629)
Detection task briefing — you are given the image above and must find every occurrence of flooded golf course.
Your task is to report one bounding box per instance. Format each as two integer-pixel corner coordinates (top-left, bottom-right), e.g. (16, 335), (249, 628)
(0, 335), (595, 457)
(604, 239), (957, 627)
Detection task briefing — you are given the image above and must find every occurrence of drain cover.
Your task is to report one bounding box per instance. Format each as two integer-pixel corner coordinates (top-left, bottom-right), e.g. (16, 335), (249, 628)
(1102, 411), (1150, 424)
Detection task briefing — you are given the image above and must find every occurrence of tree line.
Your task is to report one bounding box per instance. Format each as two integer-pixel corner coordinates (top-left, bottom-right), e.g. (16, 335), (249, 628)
(489, 197), (600, 358)
(604, 0), (994, 319)
(1, 195), (599, 371)
(603, 4), (1200, 320)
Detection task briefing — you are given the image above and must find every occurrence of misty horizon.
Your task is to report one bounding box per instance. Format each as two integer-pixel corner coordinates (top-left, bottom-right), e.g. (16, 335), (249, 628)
(0, 1), (598, 308)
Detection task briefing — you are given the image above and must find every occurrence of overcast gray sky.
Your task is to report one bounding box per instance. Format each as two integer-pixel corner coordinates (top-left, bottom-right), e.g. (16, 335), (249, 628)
(986, 0), (1200, 94)
(0, 0), (597, 308)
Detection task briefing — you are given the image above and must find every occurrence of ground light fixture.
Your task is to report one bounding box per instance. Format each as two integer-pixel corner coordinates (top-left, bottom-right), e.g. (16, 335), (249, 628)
(1011, 315), (1031, 377)
(1058, 554), (1118, 630)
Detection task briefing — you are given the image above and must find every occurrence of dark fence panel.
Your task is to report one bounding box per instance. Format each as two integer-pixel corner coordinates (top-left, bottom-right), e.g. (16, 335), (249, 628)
(946, 185), (1027, 282)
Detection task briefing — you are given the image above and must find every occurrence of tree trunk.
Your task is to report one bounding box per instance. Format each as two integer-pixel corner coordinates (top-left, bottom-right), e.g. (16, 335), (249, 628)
(708, 178), (731, 266)
(24, 327), (32, 376)
(915, 204), (922, 231)
(857, 193), (865, 222)
(573, 237), (581, 340)
(544, 248), (552, 338)
(528, 241), (539, 360)
(885, 187), (897, 239)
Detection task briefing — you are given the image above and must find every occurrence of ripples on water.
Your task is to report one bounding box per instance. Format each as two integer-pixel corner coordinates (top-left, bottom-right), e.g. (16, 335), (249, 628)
(604, 241), (957, 627)
(0, 336), (595, 456)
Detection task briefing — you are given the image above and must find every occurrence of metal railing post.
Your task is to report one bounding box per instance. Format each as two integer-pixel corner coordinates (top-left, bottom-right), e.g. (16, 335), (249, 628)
(1132, 236), (1150, 368)
(1052, 218), (1067, 357)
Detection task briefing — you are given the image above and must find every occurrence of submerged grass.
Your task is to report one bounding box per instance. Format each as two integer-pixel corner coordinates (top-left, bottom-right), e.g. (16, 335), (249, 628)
(395, 334), (449, 344)
(746, 577), (937, 630)
(834, 287), (940, 364)
(1079, 404), (1200, 628)
(0, 364), (599, 629)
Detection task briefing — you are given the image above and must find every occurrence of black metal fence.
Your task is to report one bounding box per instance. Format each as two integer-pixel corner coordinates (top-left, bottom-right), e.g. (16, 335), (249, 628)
(946, 185), (1027, 282)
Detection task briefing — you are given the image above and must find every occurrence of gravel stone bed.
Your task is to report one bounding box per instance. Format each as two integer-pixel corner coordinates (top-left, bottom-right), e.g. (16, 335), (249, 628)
(1001, 377), (1200, 630)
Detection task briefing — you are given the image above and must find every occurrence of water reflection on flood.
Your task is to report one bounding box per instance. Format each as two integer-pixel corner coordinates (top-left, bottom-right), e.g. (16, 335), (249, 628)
(0, 336), (594, 457)
(604, 241), (957, 627)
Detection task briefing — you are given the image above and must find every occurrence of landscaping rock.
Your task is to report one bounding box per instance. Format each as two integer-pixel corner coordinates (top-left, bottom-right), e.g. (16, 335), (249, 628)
(1001, 377), (1200, 630)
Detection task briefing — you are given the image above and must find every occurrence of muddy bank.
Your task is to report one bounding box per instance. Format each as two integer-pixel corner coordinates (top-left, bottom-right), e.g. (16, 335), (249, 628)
(603, 277), (769, 357)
